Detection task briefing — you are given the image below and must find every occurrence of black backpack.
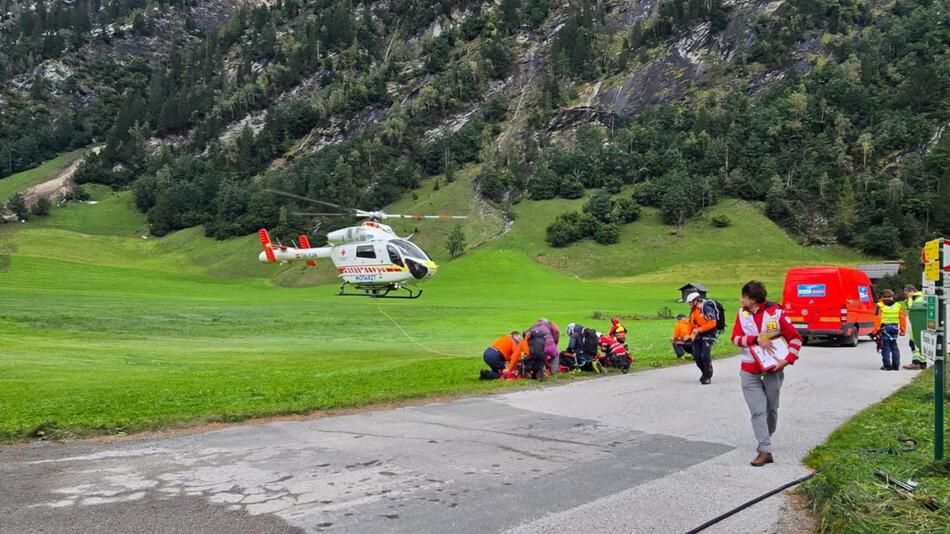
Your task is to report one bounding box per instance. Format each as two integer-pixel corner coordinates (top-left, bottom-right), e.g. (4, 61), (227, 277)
(528, 329), (547, 358)
(706, 299), (727, 332)
(580, 328), (599, 355)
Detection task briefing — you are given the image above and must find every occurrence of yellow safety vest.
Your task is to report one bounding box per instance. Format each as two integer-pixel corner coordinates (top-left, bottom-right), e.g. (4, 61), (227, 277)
(905, 291), (923, 309)
(878, 301), (901, 324)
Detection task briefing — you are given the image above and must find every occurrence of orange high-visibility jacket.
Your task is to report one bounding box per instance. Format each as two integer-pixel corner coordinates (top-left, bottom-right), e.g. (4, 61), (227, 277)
(491, 334), (521, 361)
(671, 318), (694, 344)
(506, 339), (530, 372)
(690, 303), (717, 335)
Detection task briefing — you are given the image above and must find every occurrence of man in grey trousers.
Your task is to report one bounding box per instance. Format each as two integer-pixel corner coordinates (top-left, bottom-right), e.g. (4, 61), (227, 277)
(731, 281), (803, 466)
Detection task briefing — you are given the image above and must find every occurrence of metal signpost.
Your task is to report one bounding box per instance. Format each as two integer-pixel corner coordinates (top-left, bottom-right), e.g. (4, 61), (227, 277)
(922, 238), (947, 460)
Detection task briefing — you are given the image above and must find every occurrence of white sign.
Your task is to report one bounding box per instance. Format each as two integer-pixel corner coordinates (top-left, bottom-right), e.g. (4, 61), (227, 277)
(922, 330), (942, 361)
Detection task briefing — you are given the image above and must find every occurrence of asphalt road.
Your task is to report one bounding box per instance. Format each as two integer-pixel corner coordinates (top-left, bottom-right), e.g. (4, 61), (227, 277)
(1, 340), (918, 533)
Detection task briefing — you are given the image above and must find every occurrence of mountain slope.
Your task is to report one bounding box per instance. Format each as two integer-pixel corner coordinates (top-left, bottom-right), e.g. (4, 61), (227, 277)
(2, 0), (947, 267)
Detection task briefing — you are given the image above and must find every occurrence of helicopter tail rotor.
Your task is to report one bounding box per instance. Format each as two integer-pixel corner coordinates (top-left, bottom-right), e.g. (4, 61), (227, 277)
(258, 229), (276, 263)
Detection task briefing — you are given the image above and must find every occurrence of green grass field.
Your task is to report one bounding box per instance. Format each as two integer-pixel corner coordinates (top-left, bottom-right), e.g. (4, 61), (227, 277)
(0, 157), (874, 442)
(0, 148), (87, 202)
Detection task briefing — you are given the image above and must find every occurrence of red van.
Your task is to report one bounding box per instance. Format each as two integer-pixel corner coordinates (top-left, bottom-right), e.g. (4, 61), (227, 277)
(781, 267), (877, 346)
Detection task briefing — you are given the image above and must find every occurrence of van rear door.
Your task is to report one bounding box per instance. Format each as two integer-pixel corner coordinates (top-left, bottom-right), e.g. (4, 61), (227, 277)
(783, 268), (843, 331)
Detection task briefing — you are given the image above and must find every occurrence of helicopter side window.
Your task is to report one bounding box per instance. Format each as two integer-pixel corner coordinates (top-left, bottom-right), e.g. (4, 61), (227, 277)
(387, 244), (404, 267)
(356, 245), (376, 259)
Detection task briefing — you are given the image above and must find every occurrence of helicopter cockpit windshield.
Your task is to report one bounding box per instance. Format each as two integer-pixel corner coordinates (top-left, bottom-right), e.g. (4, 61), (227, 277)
(390, 239), (430, 261)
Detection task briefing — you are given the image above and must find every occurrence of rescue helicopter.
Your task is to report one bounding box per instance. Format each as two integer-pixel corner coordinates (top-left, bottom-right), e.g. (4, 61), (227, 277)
(257, 189), (466, 299)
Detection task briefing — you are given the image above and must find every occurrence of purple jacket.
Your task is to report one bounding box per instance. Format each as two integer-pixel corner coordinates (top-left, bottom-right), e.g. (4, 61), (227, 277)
(530, 320), (560, 346)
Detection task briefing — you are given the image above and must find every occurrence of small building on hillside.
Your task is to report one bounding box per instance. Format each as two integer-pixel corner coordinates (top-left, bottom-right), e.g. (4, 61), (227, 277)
(857, 261), (904, 281)
(678, 282), (708, 302)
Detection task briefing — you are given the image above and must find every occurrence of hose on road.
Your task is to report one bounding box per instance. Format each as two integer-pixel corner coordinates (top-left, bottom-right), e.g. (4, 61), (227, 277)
(683, 470), (820, 534)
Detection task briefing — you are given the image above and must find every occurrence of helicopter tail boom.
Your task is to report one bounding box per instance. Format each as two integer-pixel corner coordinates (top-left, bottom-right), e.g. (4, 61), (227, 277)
(258, 228), (332, 264)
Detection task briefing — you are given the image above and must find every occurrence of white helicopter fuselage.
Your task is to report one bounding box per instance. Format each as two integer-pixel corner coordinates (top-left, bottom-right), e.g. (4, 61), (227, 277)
(258, 222), (438, 289)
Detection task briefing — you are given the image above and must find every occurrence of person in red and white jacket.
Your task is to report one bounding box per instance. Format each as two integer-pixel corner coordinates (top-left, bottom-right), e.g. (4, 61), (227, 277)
(731, 280), (803, 467)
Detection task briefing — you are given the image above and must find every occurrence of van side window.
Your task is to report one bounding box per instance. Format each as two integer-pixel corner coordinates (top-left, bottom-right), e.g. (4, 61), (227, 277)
(387, 244), (404, 267)
(356, 245), (376, 259)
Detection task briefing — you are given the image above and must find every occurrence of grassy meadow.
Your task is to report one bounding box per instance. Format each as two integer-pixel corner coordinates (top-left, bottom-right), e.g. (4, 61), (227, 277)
(0, 160), (873, 442)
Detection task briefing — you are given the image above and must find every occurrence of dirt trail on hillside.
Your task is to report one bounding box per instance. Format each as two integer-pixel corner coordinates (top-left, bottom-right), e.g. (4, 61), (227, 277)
(22, 146), (101, 205)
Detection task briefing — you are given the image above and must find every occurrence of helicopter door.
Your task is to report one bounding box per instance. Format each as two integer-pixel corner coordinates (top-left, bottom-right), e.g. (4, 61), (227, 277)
(387, 244), (405, 267)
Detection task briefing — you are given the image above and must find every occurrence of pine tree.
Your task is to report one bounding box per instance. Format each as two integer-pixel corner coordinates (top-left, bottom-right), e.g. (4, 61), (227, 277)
(31, 197), (51, 217)
(446, 223), (466, 258)
(7, 193), (29, 220)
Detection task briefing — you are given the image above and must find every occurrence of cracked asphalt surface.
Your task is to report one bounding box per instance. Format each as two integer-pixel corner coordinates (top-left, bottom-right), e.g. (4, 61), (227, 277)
(1, 341), (916, 533)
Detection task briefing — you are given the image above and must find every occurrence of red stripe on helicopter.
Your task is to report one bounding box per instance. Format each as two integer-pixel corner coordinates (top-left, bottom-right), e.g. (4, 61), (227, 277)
(336, 266), (404, 274)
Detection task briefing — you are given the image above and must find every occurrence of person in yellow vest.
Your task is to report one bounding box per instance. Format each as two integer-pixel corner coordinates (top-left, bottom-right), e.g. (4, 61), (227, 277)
(902, 284), (927, 370)
(874, 289), (907, 371)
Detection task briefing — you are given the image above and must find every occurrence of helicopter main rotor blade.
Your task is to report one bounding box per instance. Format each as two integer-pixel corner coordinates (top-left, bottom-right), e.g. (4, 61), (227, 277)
(265, 188), (356, 213)
(292, 212), (352, 217)
(381, 214), (469, 220)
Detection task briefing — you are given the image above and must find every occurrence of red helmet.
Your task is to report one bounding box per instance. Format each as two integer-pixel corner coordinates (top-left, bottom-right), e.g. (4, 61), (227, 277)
(611, 317), (619, 325)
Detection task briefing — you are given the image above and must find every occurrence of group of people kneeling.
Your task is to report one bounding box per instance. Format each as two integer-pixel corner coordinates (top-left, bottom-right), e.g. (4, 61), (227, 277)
(480, 317), (633, 381)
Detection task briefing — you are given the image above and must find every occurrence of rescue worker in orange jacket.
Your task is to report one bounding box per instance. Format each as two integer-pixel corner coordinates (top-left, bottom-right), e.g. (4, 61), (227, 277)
(504, 337), (532, 376)
(483, 331), (523, 375)
(688, 292), (720, 384)
(671, 313), (694, 358)
(874, 289), (906, 371)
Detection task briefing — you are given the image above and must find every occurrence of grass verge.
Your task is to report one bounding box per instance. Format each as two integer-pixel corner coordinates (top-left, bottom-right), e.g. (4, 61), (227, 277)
(799, 369), (950, 533)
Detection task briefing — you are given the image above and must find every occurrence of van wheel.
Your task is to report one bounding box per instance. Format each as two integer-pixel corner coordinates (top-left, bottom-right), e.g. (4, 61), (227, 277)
(840, 326), (859, 347)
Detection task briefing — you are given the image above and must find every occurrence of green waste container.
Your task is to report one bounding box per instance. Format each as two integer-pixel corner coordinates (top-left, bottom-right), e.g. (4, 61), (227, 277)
(909, 297), (928, 351)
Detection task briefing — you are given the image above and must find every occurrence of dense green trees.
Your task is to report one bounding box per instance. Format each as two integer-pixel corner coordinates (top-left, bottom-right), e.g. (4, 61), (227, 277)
(3, 0), (944, 262)
(538, 0), (949, 255)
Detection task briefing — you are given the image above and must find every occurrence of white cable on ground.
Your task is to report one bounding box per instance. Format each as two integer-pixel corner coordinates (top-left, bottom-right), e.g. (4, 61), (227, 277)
(375, 300), (469, 358)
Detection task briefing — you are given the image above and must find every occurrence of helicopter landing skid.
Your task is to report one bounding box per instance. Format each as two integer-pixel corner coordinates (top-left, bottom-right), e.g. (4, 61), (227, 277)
(338, 283), (423, 299)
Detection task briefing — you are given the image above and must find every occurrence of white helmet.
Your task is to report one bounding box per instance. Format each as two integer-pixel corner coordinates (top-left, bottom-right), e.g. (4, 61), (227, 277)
(686, 292), (702, 303)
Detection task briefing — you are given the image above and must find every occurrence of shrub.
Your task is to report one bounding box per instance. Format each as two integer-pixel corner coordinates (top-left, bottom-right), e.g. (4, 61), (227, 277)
(546, 211), (598, 247)
(583, 189), (613, 222)
(31, 197), (52, 217)
(610, 197), (641, 224)
(558, 176), (585, 199)
(593, 222), (620, 244)
(710, 214), (732, 227)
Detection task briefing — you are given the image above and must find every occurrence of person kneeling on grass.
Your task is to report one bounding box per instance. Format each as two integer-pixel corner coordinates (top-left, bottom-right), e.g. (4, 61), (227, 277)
(599, 334), (633, 371)
(731, 280), (802, 467)
(609, 317), (628, 347)
(480, 331), (523, 380)
(671, 313), (694, 359)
